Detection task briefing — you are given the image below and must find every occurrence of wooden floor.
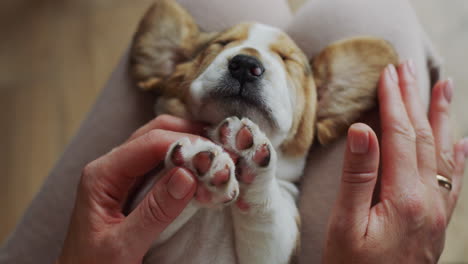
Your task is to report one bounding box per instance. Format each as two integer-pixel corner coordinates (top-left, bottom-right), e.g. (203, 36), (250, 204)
(1, 0), (467, 262)
(0, 0), (154, 241)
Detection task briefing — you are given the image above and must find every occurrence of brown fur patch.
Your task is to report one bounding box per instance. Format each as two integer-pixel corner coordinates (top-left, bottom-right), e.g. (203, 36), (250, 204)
(312, 37), (399, 144)
(213, 22), (250, 47)
(130, 0), (200, 89)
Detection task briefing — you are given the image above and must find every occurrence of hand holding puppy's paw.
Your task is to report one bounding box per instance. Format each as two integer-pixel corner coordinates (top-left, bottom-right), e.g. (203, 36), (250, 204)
(165, 138), (239, 207)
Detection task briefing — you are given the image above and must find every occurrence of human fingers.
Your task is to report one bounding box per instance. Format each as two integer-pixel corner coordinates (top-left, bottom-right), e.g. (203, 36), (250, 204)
(333, 123), (380, 236)
(82, 130), (204, 209)
(429, 80), (456, 181)
(397, 61), (437, 181)
(117, 167), (196, 257)
(378, 64), (419, 196)
(127, 114), (207, 142)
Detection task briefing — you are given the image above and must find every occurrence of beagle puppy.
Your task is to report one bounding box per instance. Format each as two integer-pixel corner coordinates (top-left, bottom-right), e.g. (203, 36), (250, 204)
(129, 0), (398, 263)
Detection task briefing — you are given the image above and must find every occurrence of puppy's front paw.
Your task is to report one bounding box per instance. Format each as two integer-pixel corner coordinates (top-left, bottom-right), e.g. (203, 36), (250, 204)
(211, 117), (275, 183)
(165, 138), (239, 207)
(210, 117), (277, 211)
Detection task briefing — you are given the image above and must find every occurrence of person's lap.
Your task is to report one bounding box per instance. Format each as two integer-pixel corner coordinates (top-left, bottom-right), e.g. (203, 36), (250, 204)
(0, 1), (436, 263)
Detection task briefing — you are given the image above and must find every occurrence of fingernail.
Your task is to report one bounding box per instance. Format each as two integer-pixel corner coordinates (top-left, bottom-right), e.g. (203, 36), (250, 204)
(387, 64), (399, 84)
(406, 59), (416, 77)
(167, 168), (195, 199)
(349, 124), (369, 154)
(443, 78), (454, 103)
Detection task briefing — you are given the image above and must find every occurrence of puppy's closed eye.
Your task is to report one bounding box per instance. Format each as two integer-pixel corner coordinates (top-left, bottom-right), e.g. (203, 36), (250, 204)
(270, 51), (288, 64)
(277, 52), (299, 64)
(215, 39), (234, 46)
(279, 53), (289, 61)
(274, 49), (295, 63)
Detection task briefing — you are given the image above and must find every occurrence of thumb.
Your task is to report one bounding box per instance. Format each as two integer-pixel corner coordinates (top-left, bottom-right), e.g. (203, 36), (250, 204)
(120, 167), (196, 256)
(333, 123), (380, 233)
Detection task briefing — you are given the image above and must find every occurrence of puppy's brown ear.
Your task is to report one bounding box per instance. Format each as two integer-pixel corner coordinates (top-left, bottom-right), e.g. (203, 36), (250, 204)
(312, 37), (399, 144)
(130, 0), (216, 91)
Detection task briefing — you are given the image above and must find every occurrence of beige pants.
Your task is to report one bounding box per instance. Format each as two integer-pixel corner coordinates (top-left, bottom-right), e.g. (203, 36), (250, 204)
(0, 0), (439, 263)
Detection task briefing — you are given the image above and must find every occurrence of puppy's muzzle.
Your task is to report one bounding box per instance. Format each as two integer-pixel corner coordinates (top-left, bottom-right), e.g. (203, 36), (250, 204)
(228, 55), (265, 85)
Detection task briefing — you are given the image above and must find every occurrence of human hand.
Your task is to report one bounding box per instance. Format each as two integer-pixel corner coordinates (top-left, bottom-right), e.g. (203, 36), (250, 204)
(323, 61), (468, 263)
(57, 115), (206, 264)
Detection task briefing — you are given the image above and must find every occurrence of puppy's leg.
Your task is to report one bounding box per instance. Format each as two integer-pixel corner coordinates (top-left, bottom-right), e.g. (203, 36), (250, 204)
(211, 117), (300, 264)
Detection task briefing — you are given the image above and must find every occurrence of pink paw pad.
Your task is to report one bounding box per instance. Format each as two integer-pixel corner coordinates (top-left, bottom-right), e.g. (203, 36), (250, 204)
(211, 166), (231, 186)
(170, 144), (185, 166)
(253, 144), (271, 167)
(236, 126), (254, 150)
(193, 151), (214, 175)
(235, 197), (250, 212)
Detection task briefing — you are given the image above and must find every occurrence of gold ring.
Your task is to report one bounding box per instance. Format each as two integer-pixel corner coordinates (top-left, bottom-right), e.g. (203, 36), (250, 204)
(437, 175), (452, 191)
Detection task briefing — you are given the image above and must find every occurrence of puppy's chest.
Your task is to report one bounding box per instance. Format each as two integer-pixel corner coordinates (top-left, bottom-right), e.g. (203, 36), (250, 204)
(144, 209), (238, 264)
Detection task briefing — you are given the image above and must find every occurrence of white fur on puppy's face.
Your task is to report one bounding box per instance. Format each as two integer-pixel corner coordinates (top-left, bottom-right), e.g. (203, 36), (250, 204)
(188, 23), (298, 147)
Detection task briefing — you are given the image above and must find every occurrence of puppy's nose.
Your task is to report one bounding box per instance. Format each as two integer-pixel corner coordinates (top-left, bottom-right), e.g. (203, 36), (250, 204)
(228, 55), (264, 84)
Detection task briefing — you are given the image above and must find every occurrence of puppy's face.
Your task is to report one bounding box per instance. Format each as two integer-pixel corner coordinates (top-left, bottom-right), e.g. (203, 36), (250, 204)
(186, 23), (312, 146)
(131, 0), (398, 156)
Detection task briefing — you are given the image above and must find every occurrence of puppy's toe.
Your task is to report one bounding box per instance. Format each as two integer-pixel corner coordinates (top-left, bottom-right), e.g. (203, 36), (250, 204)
(211, 165), (231, 187)
(236, 126), (254, 150)
(193, 151), (214, 176)
(166, 138), (191, 167)
(253, 144), (271, 167)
